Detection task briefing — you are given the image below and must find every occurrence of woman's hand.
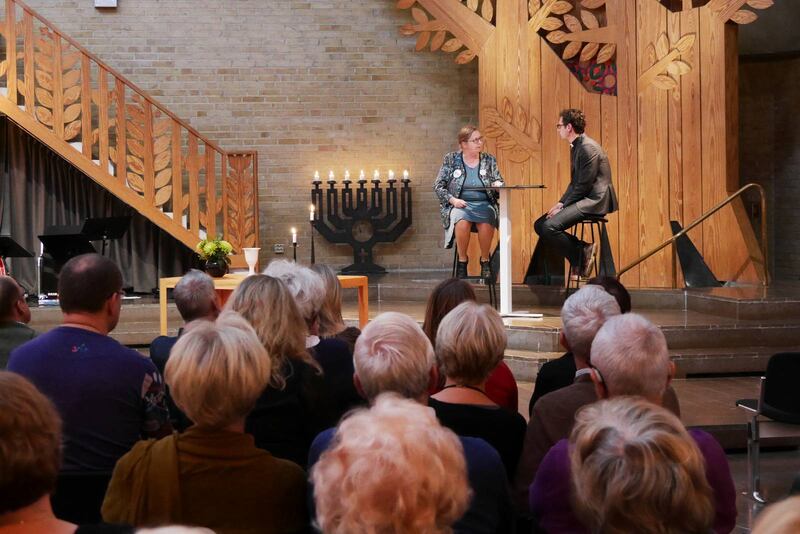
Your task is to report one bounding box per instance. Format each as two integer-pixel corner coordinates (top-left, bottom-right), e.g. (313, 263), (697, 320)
(449, 197), (467, 209)
(491, 181), (503, 187)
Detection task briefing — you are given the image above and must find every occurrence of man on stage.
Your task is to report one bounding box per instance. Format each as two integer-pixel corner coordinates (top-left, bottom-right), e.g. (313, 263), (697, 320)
(534, 109), (618, 279)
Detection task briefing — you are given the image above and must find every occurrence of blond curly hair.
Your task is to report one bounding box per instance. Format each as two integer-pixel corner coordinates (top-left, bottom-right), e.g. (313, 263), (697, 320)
(312, 394), (471, 534)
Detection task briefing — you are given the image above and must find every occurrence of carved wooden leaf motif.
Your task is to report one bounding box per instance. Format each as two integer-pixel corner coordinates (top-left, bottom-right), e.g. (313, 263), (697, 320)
(411, 7), (427, 23)
(63, 103), (81, 123)
(482, 98), (540, 163)
(581, 0), (605, 7)
(529, 0), (542, 17)
(63, 85), (81, 106)
(456, 49), (476, 64)
(563, 41), (582, 60)
(655, 33), (669, 59)
(35, 107), (53, 126)
(550, 1), (574, 15)
(596, 43), (616, 64)
(396, 0), (416, 8)
(441, 38), (463, 52)
(416, 32), (431, 51)
(639, 32), (696, 92)
(64, 120), (81, 141)
(541, 17), (563, 30)
(481, 0), (494, 21)
(746, 0), (773, 8)
(127, 172), (145, 194)
(581, 11), (599, 29)
(580, 42), (599, 62)
(32, 34), (83, 140)
(547, 30), (568, 44)
(466, 0), (479, 11)
(154, 185), (172, 207)
(563, 14), (582, 33)
(730, 10), (758, 24)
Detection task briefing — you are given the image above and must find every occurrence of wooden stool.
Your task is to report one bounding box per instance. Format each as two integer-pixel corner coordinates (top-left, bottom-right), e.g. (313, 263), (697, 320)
(565, 215), (608, 296)
(451, 243), (498, 309)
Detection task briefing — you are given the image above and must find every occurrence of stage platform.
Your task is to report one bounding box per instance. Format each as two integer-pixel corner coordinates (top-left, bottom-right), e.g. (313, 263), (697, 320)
(26, 274), (800, 452)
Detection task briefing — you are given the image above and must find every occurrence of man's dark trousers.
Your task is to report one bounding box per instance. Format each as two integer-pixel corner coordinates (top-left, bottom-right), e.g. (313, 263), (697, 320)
(533, 204), (585, 267)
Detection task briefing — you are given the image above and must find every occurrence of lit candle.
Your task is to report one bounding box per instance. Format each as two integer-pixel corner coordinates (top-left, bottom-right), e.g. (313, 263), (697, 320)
(328, 170), (335, 182)
(359, 170), (366, 182)
(344, 169), (351, 182)
(402, 169), (411, 182)
(309, 204), (315, 221)
(373, 169), (379, 181)
(313, 170), (320, 182)
(388, 170), (394, 181)
(291, 227), (297, 244)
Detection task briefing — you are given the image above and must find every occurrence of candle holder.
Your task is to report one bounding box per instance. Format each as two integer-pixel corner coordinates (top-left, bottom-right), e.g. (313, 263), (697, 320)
(293, 242), (297, 262)
(311, 173), (413, 274)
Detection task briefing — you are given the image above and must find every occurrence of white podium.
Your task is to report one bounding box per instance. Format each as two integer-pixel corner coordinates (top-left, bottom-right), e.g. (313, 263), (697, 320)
(463, 184), (545, 318)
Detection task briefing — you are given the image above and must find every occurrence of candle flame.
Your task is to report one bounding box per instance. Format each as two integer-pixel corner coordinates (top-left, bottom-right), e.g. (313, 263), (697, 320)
(314, 170), (320, 179)
(328, 170), (334, 179)
(403, 169), (409, 178)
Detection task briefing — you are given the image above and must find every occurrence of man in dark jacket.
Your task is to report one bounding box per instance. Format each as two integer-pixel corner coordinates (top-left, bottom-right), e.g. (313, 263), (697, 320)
(534, 108), (618, 278)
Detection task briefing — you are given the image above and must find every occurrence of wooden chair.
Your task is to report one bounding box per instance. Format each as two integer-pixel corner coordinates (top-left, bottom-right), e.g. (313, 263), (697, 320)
(565, 215), (608, 296)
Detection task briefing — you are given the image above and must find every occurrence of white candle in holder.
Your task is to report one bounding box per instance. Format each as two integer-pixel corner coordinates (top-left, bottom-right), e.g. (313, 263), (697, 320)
(344, 169), (351, 182)
(359, 170), (367, 182)
(313, 170), (320, 182)
(291, 227), (297, 244)
(373, 169), (380, 181)
(388, 170), (394, 181)
(309, 204), (315, 221)
(328, 170), (335, 182)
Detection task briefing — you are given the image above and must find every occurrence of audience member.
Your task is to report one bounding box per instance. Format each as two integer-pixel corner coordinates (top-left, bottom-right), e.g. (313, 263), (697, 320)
(226, 274), (330, 467)
(310, 264), (361, 351)
(308, 312), (513, 533)
(430, 301), (526, 477)
(0, 276), (35, 368)
(422, 278), (519, 412)
(312, 394), (471, 534)
(264, 260), (362, 420)
(102, 312), (307, 533)
(569, 397), (715, 534)
(752, 496), (800, 534)
(0, 371), (74, 533)
(529, 313), (737, 534)
(149, 270), (219, 431)
(8, 254), (171, 472)
(513, 285), (620, 511)
(528, 276), (631, 412)
(149, 269), (219, 375)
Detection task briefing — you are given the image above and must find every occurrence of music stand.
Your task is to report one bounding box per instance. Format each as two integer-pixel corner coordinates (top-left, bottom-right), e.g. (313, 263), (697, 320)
(81, 216), (131, 255)
(38, 232), (96, 265)
(0, 236), (33, 277)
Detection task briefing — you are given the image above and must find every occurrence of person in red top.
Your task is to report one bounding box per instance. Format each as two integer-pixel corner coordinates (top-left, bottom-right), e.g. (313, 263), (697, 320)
(423, 278), (518, 412)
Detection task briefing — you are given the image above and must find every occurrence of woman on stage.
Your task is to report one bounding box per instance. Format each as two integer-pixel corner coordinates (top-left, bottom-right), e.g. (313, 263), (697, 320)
(434, 125), (504, 279)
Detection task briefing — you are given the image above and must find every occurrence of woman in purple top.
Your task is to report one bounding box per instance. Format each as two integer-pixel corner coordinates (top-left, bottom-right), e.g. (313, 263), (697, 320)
(530, 398), (737, 534)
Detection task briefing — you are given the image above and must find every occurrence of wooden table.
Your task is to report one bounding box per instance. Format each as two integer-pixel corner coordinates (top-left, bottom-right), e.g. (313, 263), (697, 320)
(159, 273), (369, 335)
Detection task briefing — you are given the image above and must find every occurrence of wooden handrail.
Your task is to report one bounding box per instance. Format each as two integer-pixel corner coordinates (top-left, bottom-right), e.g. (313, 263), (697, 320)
(617, 183), (769, 285)
(13, 0), (227, 155)
(0, 0), (259, 260)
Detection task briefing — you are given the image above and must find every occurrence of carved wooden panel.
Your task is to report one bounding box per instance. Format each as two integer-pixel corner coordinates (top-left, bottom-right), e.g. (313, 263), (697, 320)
(395, 0), (775, 286)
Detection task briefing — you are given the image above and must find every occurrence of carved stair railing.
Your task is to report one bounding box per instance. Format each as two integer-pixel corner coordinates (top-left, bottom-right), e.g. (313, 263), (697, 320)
(0, 0), (258, 267)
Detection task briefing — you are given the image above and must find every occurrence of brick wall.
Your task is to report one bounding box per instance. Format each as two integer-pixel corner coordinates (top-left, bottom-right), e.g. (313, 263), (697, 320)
(25, 0), (478, 272)
(739, 55), (800, 282)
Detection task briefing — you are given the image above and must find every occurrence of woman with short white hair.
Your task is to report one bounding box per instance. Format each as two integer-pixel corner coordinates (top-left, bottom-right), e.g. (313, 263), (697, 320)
(313, 393), (471, 534)
(102, 312), (308, 533)
(430, 301), (526, 477)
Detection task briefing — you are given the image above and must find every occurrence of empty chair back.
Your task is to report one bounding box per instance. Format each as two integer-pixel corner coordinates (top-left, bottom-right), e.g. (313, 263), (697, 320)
(762, 352), (800, 424)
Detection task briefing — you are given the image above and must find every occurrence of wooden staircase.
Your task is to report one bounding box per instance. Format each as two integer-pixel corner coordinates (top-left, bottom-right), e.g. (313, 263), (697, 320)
(0, 0), (258, 266)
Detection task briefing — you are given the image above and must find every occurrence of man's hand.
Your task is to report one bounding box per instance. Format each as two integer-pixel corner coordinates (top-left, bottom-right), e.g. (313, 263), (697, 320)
(491, 180), (503, 187)
(546, 202), (564, 219)
(449, 197), (467, 209)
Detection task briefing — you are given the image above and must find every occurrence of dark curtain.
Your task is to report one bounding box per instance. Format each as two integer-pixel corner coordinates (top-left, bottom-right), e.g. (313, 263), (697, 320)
(0, 117), (193, 293)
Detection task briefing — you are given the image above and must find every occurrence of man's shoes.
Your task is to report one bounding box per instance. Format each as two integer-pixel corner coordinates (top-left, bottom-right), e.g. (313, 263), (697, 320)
(480, 258), (492, 280)
(569, 265), (581, 282)
(456, 259), (468, 279)
(581, 242), (597, 278)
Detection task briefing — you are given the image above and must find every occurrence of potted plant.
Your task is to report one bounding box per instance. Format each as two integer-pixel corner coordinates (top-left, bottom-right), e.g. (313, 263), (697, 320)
(196, 237), (233, 277)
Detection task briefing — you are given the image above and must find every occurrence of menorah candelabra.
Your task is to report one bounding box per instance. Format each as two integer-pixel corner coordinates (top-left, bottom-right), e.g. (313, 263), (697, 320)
(311, 171), (412, 274)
